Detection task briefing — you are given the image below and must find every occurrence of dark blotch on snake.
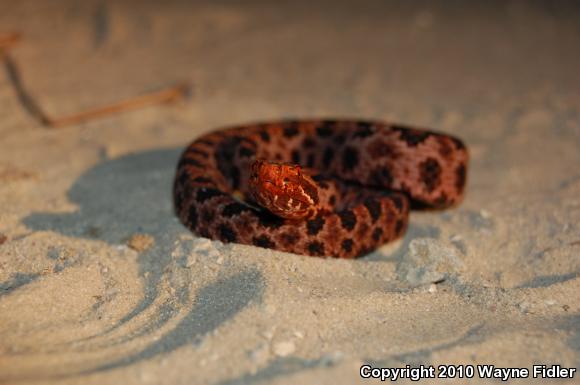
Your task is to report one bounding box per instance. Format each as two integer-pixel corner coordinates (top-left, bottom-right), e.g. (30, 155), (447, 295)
(230, 166), (241, 189)
(283, 126), (299, 138)
(307, 241), (325, 256)
(391, 195), (405, 212)
(215, 136), (246, 189)
(363, 198), (382, 223)
(311, 174), (329, 182)
(342, 146), (359, 172)
(338, 209), (357, 230)
(219, 224), (237, 242)
(329, 195), (336, 206)
(333, 135), (346, 145)
(372, 227), (383, 242)
(420, 158), (442, 193)
(307, 153), (315, 168)
(201, 208), (213, 223)
(259, 130), (271, 142)
(257, 212), (285, 229)
(253, 235), (274, 248)
(279, 231), (299, 246)
(316, 124), (333, 137)
(306, 216), (325, 235)
(341, 238), (353, 252)
(199, 227), (210, 238)
(322, 147), (334, 168)
(311, 174), (329, 189)
(395, 219), (405, 235)
(291, 150), (301, 164)
(369, 166), (393, 186)
(238, 146), (255, 158)
(303, 137), (317, 149)
(456, 163), (466, 193)
(367, 140), (398, 159)
(353, 122), (374, 138)
(196, 188), (226, 203)
(437, 137), (453, 158)
(392, 125), (430, 146)
(222, 202), (253, 217)
(434, 193), (448, 206)
(188, 205), (198, 228)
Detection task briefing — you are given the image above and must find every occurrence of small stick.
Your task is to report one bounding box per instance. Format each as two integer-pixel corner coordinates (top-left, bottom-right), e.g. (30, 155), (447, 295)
(1, 31), (189, 127)
(2, 53), (51, 124)
(0, 32), (22, 50)
(44, 82), (190, 128)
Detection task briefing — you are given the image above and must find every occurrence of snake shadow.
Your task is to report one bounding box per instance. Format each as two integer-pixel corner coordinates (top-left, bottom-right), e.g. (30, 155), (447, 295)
(16, 149), (262, 369)
(21, 149), (185, 341)
(23, 148), (183, 243)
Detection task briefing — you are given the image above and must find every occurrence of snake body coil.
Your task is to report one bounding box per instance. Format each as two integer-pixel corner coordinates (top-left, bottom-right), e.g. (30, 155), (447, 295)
(174, 119), (468, 258)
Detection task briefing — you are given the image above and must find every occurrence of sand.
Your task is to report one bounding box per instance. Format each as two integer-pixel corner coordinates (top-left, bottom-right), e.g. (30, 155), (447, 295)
(0, 1), (578, 384)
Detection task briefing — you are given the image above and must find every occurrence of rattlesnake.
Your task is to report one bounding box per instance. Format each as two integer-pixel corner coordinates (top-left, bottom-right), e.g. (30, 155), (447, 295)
(174, 119), (468, 258)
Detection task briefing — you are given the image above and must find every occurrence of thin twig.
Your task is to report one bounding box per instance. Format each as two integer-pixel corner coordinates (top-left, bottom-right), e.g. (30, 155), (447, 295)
(3, 53), (52, 124)
(44, 82), (190, 128)
(1, 38), (190, 128)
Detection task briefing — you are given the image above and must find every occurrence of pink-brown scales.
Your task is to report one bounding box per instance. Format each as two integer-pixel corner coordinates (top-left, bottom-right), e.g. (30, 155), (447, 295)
(173, 119), (468, 258)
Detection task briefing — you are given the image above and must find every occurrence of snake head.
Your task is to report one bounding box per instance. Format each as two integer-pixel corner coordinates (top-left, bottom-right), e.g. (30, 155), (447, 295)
(249, 159), (320, 220)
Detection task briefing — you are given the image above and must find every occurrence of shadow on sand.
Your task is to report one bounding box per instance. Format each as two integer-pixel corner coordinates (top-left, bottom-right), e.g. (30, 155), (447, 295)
(3, 148), (265, 381)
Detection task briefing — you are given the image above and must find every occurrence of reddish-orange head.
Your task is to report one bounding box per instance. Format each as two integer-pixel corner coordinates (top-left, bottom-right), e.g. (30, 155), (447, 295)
(249, 159), (320, 220)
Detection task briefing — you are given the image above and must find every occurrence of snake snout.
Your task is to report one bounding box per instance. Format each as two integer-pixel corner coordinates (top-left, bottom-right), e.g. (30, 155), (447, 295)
(249, 159), (320, 220)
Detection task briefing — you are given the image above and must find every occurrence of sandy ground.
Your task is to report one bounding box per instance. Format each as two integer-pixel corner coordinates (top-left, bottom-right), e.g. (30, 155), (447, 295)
(0, 1), (579, 384)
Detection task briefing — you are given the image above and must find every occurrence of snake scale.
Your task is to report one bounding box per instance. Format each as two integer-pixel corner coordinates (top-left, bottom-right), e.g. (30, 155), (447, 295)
(173, 119), (468, 258)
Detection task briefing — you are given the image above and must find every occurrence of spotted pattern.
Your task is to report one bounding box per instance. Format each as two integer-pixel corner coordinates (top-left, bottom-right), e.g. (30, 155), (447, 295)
(174, 119), (469, 258)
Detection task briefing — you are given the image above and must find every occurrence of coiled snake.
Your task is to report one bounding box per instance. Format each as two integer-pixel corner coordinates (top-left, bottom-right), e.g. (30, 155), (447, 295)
(173, 119), (468, 258)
